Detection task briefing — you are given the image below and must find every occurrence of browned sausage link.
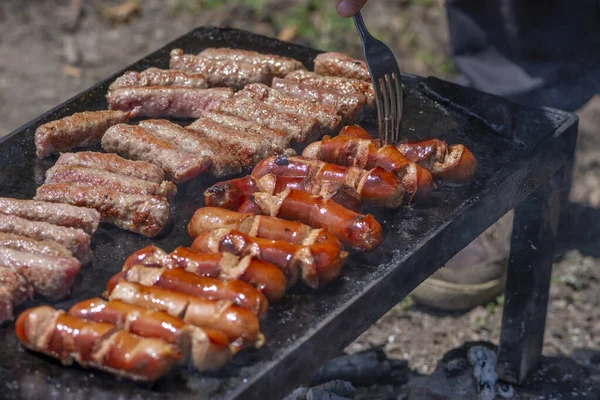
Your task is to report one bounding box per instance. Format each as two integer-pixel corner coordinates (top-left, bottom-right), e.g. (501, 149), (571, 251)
(192, 229), (347, 288)
(106, 281), (264, 350)
(122, 244), (175, 270)
(119, 266), (269, 316)
(15, 306), (180, 381)
(170, 246), (286, 303)
(247, 189), (383, 251)
(338, 126), (476, 183)
(188, 207), (343, 250)
(253, 156), (404, 208)
(304, 135), (434, 202)
(68, 298), (232, 371)
(204, 175), (259, 210)
(206, 172), (362, 212)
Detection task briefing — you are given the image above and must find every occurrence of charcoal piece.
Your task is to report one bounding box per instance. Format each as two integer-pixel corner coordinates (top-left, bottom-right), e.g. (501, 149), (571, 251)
(308, 348), (408, 387)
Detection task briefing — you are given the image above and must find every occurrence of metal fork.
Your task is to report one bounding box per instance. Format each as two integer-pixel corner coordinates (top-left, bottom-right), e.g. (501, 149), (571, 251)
(353, 11), (403, 146)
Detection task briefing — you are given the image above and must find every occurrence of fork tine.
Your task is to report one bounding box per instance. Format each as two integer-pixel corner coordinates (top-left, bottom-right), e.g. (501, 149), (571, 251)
(392, 72), (402, 144)
(380, 77), (390, 146)
(385, 74), (397, 146)
(375, 78), (386, 147)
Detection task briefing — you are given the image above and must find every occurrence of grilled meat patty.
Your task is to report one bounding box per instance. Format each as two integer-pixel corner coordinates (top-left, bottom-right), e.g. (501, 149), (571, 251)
(35, 110), (131, 158)
(314, 52), (371, 81)
(198, 47), (306, 77)
(55, 152), (166, 184)
(109, 68), (208, 91)
(35, 183), (171, 238)
(102, 124), (211, 183)
(106, 86), (233, 119)
(138, 119), (243, 177)
(170, 49), (272, 89)
(284, 70), (375, 108)
(271, 78), (366, 123)
(238, 83), (341, 134)
(0, 246), (81, 300)
(45, 165), (177, 202)
(211, 94), (319, 145)
(0, 214), (92, 264)
(0, 197), (100, 235)
(0, 233), (73, 258)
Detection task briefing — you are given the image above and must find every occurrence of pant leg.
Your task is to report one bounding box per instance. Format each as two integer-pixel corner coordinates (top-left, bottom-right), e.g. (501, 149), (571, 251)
(446, 0), (600, 111)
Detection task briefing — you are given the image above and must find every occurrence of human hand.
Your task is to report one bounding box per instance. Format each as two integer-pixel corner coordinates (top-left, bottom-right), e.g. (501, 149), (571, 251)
(336, 0), (368, 17)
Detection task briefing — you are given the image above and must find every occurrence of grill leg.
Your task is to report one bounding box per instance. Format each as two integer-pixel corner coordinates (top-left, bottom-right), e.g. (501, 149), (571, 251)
(496, 165), (572, 384)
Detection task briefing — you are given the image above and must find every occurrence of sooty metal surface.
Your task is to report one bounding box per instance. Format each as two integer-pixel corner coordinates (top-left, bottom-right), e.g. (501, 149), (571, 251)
(0, 27), (578, 400)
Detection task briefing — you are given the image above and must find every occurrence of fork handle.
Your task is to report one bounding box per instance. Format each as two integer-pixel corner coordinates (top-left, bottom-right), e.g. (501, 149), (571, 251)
(353, 11), (377, 45)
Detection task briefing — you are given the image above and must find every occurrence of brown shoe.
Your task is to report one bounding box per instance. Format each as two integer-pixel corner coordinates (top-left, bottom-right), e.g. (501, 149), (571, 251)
(411, 212), (513, 311)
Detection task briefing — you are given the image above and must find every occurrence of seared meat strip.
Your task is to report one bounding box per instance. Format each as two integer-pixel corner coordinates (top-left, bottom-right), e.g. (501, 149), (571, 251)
(284, 70), (375, 108)
(187, 115), (282, 166)
(0, 268), (32, 324)
(170, 49), (271, 89)
(0, 214), (91, 264)
(45, 165), (177, 202)
(35, 110), (131, 158)
(314, 52), (371, 81)
(107, 86), (233, 119)
(0, 197), (100, 235)
(108, 68), (208, 91)
(238, 84), (341, 134)
(0, 233), (73, 258)
(198, 48), (305, 77)
(0, 246), (81, 300)
(35, 183), (171, 238)
(102, 124), (211, 183)
(190, 111), (290, 152)
(139, 119), (242, 177)
(56, 152), (166, 183)
(272, 78), (365, 123)
(212, 95), (319, 145)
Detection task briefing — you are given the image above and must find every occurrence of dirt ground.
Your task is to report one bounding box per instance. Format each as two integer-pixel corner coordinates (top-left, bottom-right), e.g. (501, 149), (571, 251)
(1, 0), (599, 398)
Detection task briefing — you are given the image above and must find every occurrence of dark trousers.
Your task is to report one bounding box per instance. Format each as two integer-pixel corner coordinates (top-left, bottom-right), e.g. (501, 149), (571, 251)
(446, 0), (600, 110)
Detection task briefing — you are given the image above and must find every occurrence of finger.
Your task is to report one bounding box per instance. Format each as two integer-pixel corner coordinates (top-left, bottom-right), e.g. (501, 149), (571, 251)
(336, 0), (368, 17)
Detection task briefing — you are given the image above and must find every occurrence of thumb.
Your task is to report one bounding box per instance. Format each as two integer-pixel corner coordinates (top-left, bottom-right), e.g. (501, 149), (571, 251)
(336, 0), (368, 17)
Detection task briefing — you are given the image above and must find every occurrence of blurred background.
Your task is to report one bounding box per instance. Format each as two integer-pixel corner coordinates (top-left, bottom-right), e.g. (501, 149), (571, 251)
(1, 1), (599, 398)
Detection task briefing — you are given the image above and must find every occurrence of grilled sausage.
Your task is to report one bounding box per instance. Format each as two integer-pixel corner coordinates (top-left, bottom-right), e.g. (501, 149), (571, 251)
(187, 207), (343, 250)
(111, 266), (269, 316)
(204, 174), (362, 212)
(170, 247), (286, 303)
(302, 133), (434, 202)
(122, 245), (285, 303)
(238, 189), (382, 251)
(192, 229), (347, 288)
(314, 52), (371, 81)
(252, 156), (405, 208)
(15, 306), (180, 381)
(107, 281), (264, 350)
(69, 298), (231, 371)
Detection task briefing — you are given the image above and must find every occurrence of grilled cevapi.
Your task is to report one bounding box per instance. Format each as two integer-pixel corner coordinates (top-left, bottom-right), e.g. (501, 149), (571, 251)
(314, 52), (371, 81)
(109, 68), (209, 91)
(0, 197), (100, 235)
(16, 306), (181, 381)
(107, 86), (233, 119)
(238, 189), (383, 252)
(35, 110), (132, 158)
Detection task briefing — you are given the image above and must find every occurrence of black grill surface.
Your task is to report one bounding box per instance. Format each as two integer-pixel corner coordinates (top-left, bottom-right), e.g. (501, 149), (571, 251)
(0, 27), (577, 400)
